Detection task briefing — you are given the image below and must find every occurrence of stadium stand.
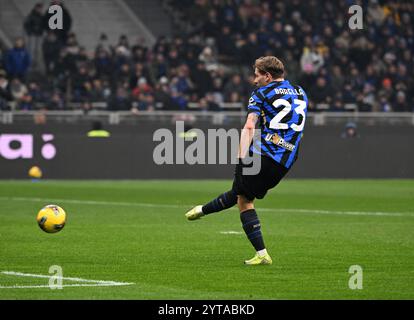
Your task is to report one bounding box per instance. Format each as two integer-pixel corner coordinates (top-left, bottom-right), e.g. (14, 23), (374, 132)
(0, 0), (412, 113)
(124, 0), (175, 38)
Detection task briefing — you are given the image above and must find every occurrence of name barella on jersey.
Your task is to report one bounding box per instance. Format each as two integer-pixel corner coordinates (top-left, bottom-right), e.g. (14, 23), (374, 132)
(247, 80), (308, 169)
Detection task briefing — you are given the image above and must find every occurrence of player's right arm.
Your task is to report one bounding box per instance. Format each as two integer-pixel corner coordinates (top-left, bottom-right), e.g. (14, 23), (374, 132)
(238, 91), (263, 159)
(238, 113), (259, 159)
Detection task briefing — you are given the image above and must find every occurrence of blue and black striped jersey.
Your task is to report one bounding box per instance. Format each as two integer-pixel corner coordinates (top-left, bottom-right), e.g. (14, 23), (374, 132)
(247, 80), (308, 169)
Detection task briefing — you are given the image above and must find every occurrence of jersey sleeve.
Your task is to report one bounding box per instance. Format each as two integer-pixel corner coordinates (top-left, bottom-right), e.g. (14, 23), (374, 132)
(247, 91), (263, 116)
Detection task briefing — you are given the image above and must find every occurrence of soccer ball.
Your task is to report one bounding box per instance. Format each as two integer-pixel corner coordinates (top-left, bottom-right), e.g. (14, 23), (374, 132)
(29, 166), (42, 179)
(36, 205), (66, 233)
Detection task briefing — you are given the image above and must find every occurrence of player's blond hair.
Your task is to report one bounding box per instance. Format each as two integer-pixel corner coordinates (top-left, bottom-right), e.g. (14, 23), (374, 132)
(254, 56), (285, 79)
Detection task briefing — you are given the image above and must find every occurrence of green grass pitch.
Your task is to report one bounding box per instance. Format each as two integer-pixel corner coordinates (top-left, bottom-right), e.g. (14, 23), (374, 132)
(0, 179), (413, 299)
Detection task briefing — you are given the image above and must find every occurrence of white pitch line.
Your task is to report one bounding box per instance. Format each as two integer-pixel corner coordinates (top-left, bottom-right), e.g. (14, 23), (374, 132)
(0, 196), (412, 217)
(0, 271), (134, 289)
(260, 208), (413, 217)
(0, 196), (181, 209)
(0, 283), (132, 289)
(220, 231), (243, 235)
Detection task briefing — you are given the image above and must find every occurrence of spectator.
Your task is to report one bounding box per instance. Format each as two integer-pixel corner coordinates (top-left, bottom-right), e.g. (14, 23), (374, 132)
(310, 77), (332, 104)
(223, 74), (248, 102)
(191, 62), (213, 97)
(60, 33), (80, 75)
(170, 89), (188, 110)
(171, 64), (194, 94)
(10, 78), (28, 102)
(356, 93), (373, 112)
(330, 99), (345, 112)
(28, 81), (45, 104)
(160, 0), (414, 111)
(42, 31), (61, 75)
(24, 3), (45, 70)
(342, 83), (356, 104)
(132, 77), (153, 98)
(349, 35), (374, 70)
(379, 95), (392, 112)
(94, 48), (113, 79)
(187, 0), (209, 29)
(240, 33), (262, 64)
(205, 93), (221, 110)
(115, 35), (131, 55)
(96, 33), (112, 54)
(109, 86), (131, 111)
(153, 81), (180, 110)
(33, 108), (47, 124)
(114, 63), (132, 89)
(132, 91), (155, 112)
(210, 75), (224, 104)
(341, 122), (359, 139)
(356, 84), (375, 111)
(44, 0), (72, 45)
(72, 65), (91, 101)
(0, 70), (12, 110)
(300, 47), (324, 75)
(216, 25), (237, 57)
(131, 46), (147, 64)
(367, 0), (385, 26)
(46, 91), (65, 110)
(393, 91), (410, 112)
(114, 46), (131, 71)
(283, 51), (301, 84)
(130, 63), (152, 89)
(4, 38), (31, 80)
(90, 79), (110, 102)
(199, 96), (220, 112)
(150, 53), (168, 81)
(202, 9), (220, 38)
(81, 101), (92, 114)
(4, 0), (413, 113)
(330, 65), (345, 92)
(198, 46), (219, 71)
(379, 78), (393, 101)
(87, 121), (111, 138)
(18, 93), (34, 110)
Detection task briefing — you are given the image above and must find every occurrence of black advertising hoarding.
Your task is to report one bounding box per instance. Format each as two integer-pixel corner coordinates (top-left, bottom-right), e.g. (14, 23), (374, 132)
(0, 124), (413, 179)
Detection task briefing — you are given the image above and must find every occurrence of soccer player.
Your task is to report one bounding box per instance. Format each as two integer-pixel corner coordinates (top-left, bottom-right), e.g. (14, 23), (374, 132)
(185, 56), (308, 265)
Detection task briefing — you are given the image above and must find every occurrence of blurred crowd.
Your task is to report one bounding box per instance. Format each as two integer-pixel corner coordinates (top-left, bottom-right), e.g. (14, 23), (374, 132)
(0, 0), (413, 112)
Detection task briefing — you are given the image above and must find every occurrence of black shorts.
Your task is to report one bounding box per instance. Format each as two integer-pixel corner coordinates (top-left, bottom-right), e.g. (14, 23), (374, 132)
(232, 155), (289, 201)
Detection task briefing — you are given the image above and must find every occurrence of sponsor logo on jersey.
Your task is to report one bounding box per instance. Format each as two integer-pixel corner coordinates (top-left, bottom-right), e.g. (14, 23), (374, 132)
(264, 133), (295, 152)
(248, 97), (257, 106)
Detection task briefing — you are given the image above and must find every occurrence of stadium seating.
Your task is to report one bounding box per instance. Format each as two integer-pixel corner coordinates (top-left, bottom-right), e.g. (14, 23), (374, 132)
(0, 0), (412, 113)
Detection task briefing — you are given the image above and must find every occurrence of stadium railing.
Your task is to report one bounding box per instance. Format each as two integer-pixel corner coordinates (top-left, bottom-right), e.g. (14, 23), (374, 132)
(1, 110), (414, 126)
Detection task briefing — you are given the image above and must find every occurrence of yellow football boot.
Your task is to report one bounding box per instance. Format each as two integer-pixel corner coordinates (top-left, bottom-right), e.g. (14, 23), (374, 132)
(244, 253), (273, 265)
(185, 205), (204, 220)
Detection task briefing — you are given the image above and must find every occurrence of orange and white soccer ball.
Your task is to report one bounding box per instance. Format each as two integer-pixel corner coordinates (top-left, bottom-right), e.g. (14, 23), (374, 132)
(36, 205), (66, 233)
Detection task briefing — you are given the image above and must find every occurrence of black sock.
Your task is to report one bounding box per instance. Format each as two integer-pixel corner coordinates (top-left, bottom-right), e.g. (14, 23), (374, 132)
(240, 209), (265, 251)
(202, 190), (238, 215)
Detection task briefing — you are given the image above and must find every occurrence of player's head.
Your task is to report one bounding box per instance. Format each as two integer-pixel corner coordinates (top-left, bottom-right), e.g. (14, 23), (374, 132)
(14, 37), (25, 48)
(34, 3), (44, 12)
(253, 56), (284, 87)
(92, 121), (103, 131)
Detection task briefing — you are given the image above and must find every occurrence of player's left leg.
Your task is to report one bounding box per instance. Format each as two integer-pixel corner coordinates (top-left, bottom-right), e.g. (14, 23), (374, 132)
(185, 189), (238, 220)
(238, 195), (272, 265)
